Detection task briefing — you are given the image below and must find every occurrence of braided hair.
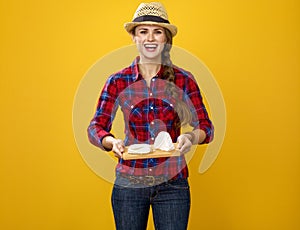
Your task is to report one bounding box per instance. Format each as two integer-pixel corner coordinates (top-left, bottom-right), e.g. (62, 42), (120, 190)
(162, 29), (192, 127)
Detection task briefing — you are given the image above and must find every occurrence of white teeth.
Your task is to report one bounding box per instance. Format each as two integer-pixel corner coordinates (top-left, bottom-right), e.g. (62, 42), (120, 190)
(144, 44), (157, 48)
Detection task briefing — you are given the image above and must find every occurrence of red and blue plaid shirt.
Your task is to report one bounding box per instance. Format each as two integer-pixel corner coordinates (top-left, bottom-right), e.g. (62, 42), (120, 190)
(88, 57), (213, 179)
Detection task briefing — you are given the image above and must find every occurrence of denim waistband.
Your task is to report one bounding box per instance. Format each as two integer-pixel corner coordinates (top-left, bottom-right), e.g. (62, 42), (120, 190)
(118, 173), (170, 186)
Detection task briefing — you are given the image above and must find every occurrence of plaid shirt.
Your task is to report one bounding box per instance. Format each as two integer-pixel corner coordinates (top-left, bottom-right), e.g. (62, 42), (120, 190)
(88, 57), (213, 179)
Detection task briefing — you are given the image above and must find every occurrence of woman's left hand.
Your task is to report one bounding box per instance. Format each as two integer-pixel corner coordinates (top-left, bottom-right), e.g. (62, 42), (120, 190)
(177, 134), (193, 154)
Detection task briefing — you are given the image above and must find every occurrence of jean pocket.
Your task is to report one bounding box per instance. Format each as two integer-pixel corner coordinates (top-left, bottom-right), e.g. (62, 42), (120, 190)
(167, 178), (190, 190)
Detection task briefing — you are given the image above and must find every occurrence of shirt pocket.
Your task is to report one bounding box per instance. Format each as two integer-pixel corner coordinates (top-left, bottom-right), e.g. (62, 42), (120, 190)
(155, 98), (178, 123)
(119, 96), (144, 119)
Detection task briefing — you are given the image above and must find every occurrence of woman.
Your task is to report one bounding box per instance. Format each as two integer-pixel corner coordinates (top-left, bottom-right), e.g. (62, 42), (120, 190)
(88, 2), (214, 230)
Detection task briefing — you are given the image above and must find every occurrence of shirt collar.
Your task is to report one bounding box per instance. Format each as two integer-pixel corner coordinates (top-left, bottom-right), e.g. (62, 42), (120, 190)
(131, 56), (165, 82)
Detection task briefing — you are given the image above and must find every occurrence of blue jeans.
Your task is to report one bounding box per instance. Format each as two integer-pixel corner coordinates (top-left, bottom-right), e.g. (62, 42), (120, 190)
(111, 176), (190, 230)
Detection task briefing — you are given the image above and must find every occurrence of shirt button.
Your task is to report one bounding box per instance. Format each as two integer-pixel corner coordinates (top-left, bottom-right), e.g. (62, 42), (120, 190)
(152, 78), (155, 82)
(151, 137), (155, 141)
(150, 106), (154, 110)
(131, 105), (134, 109)
(150, 93), (153, 96)
(151, 121), (154, 125)
(170, 103), (173, 107)
(149, 168), (152, 172)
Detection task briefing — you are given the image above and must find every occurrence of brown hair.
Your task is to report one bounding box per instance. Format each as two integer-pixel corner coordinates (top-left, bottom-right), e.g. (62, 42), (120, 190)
(162, 29), (192, 127)
(131, 26), (192, 127)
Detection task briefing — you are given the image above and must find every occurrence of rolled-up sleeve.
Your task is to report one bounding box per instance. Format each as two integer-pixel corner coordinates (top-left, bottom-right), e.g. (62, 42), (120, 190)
(87, 75), (119, 150)
(185, 74), (214, 144)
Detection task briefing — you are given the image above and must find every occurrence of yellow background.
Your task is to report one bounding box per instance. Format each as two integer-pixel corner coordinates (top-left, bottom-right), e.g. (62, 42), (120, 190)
(1, 0), (299, 229)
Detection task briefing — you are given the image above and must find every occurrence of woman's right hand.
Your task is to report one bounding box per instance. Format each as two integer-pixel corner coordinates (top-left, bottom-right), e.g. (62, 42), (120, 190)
(102, 136), (125, 158)
(111, 139), (125, 158)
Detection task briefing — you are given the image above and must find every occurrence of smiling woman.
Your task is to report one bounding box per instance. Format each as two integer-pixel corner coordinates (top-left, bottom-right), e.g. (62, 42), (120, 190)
(132, 25), (166, 63)
(87, 2), (214, 230)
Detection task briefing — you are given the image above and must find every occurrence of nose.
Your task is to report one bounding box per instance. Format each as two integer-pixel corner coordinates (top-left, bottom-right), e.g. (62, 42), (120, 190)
(147, 31), (154, 41)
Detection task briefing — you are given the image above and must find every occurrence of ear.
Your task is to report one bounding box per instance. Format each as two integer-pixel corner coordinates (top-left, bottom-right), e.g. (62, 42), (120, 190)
(132, 34), (136, 43)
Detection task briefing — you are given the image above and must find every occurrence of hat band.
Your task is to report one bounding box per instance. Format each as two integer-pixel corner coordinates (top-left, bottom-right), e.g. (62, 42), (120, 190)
(133, 15), (170, 24)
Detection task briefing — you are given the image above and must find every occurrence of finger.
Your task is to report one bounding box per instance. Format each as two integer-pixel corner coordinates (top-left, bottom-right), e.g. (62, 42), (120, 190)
(115, 139), (124, 149)
(112, 144), (123, 158)
(114, 152), (122, 158)
(179, 140), (192, 154)
(178, 142), (186, 154)
(177, 136), (184, 149)
(113, 149), (122, 158)
(117, 142), (125, 153)
(113, 140), (124, 154)
(180, 145), (190, 155)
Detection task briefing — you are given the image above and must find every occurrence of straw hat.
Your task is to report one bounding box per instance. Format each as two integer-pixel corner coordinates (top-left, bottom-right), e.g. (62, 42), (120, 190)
(124, 2), (177, 37)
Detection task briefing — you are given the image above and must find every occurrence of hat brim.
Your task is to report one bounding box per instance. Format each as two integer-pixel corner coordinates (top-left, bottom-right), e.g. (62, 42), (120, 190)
(124, 21), (177, 37)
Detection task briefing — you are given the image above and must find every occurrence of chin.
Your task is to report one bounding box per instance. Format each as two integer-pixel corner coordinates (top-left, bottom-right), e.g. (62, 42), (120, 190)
(141, 52), (162, 62)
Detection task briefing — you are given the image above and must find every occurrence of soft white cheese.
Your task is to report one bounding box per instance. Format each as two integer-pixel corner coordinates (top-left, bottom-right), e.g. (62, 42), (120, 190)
(153, 131), (175, 151)
(128, 144), (152, 154)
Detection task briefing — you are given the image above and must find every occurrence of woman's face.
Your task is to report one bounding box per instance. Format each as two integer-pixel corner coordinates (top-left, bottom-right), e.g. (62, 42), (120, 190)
(133, 25), (166, 62)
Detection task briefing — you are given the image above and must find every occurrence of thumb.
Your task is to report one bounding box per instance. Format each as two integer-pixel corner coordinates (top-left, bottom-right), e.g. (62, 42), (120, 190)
(177, 135), (184, 149)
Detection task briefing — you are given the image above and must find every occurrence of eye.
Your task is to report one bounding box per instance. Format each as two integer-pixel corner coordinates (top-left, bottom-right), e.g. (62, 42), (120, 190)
(155, 30), (163, 34)
(139, 30), (147, 34)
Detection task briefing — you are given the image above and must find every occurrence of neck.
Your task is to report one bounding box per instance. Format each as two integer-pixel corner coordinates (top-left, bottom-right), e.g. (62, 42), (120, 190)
(138, 62), (161, 79)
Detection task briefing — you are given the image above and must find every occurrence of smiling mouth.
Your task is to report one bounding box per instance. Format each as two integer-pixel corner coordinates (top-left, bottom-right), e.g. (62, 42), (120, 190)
(144, 44), (158, 51)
